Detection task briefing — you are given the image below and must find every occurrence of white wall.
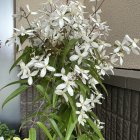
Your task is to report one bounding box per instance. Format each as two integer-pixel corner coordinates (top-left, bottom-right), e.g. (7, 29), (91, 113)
(0, 0), (20, 128)
(85, 0), (140, 69)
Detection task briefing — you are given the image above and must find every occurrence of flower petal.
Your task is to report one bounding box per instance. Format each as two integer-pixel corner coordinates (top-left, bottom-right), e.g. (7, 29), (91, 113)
(47, 66), (55, 72)
(61, 68), (65, 74)
(55, 90), (63, 95)
(114, 47), (121, 53)
(31, 70), (38, 76)
(120, 57), (123, 65)
(34, 63), (44, 68)
(75, 46), (81, 55)
(70, 55), (79, 61)
(78, 57), (82, 65)
(63, 93), (68, 102)
(44, 56), (49, 65)
(59, 18), (64, 28)
(76, 103), (82, 107)
(28, 76), (33, 85)
(79, 95), (84, 103)
(54, 73), (62, 77)
(40, 67), (46, 77)
(63, 17), (70, 23)
(67, 85), (74, 96)
(82, 51), (88, 57)
(56, 83), (66, 90)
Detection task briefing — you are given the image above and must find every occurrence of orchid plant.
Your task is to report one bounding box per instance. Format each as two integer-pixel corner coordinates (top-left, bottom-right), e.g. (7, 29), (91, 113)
(2, 0), (140, 140)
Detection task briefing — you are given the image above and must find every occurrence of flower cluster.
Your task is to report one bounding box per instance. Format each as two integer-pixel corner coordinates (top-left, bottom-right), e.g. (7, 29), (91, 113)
(5, 0), (140, 139)
(76, 94), (104, 126)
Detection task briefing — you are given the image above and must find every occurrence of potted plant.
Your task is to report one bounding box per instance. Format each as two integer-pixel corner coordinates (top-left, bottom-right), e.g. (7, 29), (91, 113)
(2, 0), (140, 139)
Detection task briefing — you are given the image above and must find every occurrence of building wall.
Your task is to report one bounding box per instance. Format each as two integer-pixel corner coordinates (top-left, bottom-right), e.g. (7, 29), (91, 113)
(84, 0), (140, 69)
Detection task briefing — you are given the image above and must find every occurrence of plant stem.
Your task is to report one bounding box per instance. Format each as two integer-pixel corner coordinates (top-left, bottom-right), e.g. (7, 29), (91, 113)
(66, 0), (69, 4)
(90, 0), (105, 17)
(77, 124), (81, 136)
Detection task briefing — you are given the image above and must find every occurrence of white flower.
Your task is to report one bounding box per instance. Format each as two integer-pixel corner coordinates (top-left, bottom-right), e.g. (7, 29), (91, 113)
(89, 77), (98, 89)
(21, 70), (38, 85)
(92, 6), (102, 22)
(69, 1), (84, 17)
(83, 34), (99, 50)
(76, 95), (90, 112)
(99, 50), (109, 60)
(114, 40), (130, 54)
(72, 17), (85, 31)
(70, 46), (88, 65)
(0, 137), (4, 140)
(27, 55), (44, 68)
(114, 35), (140, 55)
(35, 55), (55, 77)
(54, 68), (65, 78)
(17, 62), (30, 78)
(124, 35), (140, 55)
(6, 35), (22, 51)
(75, 1), (86, 11)
(90, 94), (103, 108)
(110, 54), (118, 64)
(76, 110), (88, 126)
(95, 63), (106, 76)
(98, 40), (111, 52)
(113, 52), (124, 65)
(56, 74), (76, 96)
(55, 89), (68, 102)
(14, 26), (34, 36)
(94, 119), (105, 130)
(74, 65), (89, 84)
(26, 4), (38, 15)
(54, 6), (70, 28)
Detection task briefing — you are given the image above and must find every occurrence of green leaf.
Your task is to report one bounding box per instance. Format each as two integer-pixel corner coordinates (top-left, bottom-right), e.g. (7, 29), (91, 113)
(19, 34), (29, 44)
(22, 47), (33, 63)
(49, 114), (63, 124)
(37, 122), (53, 140)
(49, 118), (64, 140)
(2, 85), (28, 108)
(9, 52), (27, 72)
(89, 67), (108, 95)
(77, 134), (88, 140)
(52, 80), (62, 108)
(0, 80), (27, 91)
(67, 95), (77, 120)
(65, 113), (78, 140)
(36, 85), (50, 104)
(89, 112), (98, 120)
(91, 134), (100, 140)
(75, 80), (89, 97)
(87, 118), (104, 140)
(29, 128), (36, 140)
(61, 39), (78, 66)
(52, 93), (58, 108)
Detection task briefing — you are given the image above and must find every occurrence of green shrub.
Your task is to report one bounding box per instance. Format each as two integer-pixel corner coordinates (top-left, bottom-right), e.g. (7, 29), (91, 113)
(0, 122), (16, 140)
